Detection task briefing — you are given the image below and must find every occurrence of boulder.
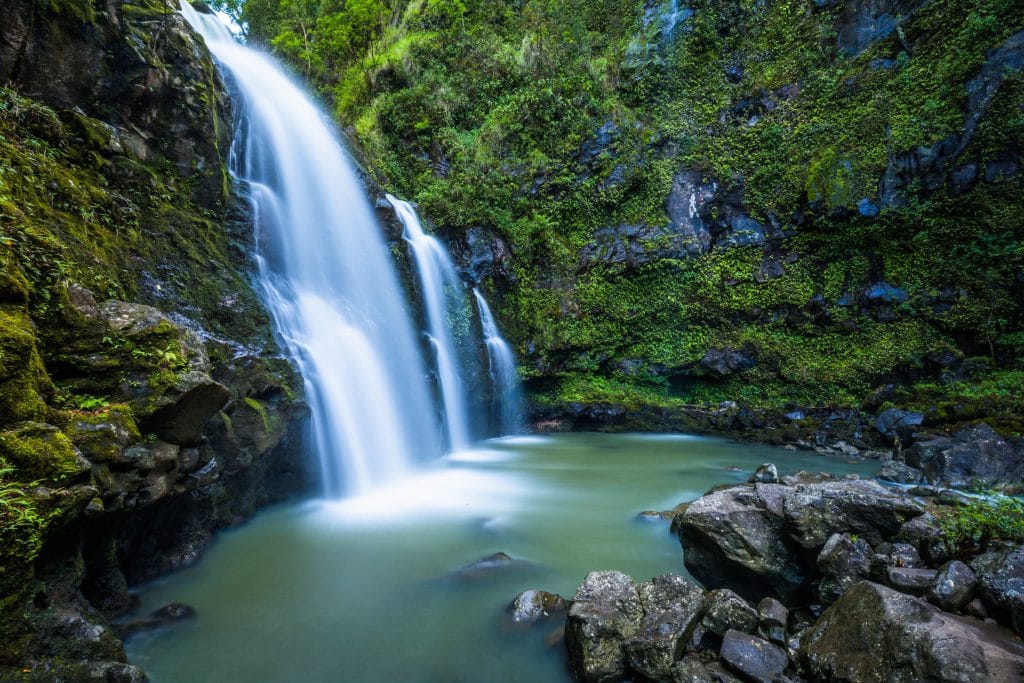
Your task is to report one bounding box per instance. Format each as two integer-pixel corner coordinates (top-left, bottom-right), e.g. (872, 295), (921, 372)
(446, 552), (535, 582)
(782, 479), (924, 548)
(670, 655), (742, 682)
(817, 533), (872, 605)
(874, 408), (923, 443)
(926, 561), (976, 612)
(750, 463), (779, 484)
(699, 348), (756, 377)
(756, 598), (788, 645)
(907, 424), (1024, 492)
(566, 571), (644, 682)
(700, 589), (758, 637)
(626, 574), (706, 680)
(720, 629), (789, 683)
(877, 460), (923, 485)
(971, 545), (1024, 636)
(678, 483), (807, 603)
(801, 581), (1024, 681)
(508, 590), (567, 625)
(885, 567), (938, 595)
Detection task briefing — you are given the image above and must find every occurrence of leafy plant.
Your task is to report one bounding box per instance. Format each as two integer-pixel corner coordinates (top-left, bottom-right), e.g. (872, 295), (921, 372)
(940, 497), (1024, 558)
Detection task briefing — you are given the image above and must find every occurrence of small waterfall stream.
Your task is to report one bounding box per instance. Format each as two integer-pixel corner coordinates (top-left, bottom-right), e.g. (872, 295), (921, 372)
(473, 289), (523, 435)
(386, 195), (473, 451)
(180, 2), (441, 496)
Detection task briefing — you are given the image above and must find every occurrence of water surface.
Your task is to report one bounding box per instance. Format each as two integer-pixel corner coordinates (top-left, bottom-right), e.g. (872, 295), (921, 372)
(126, 433), (876, 682)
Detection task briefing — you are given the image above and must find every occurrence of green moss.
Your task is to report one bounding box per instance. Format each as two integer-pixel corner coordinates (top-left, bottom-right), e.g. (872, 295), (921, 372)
(0, 424), (83, 483)
(243, 396), (272, 434)
(60, 405), (141, 464)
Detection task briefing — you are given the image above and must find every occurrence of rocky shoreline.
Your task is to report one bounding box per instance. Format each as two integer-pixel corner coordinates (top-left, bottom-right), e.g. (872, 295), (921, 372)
(512, 457), (1024, 682)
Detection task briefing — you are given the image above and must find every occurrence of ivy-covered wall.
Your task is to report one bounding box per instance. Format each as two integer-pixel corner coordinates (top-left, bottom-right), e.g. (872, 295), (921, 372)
(242, 0), (1024, 428)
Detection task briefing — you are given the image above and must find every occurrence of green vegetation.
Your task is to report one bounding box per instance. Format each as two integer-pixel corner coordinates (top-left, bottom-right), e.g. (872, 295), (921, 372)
(941, 497), (1024, 558)
(239, 0), (1024, 418)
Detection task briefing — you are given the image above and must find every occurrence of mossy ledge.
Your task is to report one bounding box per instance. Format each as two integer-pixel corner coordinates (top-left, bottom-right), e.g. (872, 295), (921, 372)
(0, 1), (311, 678)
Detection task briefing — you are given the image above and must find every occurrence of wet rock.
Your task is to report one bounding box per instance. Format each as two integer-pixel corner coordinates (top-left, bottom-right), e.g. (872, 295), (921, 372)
(876, 460), (922, 484)
(750, 463), (778, 484)
(971, 545), (1024, 636)
(678, 483), (808, 603)
(782, 478), (924, 548)
(447, 552), (535, 582)
(114, 602), (196, 639)
(874, 408), (923, 443)
(817, 533), (872, 605)
(926, 560), (976, 612)
(801, 581), (1024, 681)
(566, 571), (644, 682)
(701, 589), (758, 636)
(626, 574), (706, 680)
(886, 567), (938, 595)
(907, 423), (1024, 492)
(670, 655), (742, 682)
(756, 597), (788, 644)
(720, 629), (789, 683)
(508, 590), (568, 624)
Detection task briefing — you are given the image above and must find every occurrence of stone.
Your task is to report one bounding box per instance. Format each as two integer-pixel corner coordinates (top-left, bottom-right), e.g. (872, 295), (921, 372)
(886, 567), (938, 595)
(626, 574), (706, 680)
(907, 424), (1024, 492)
(750, 463), (779, 484)
(756, 597), (788, 644)
(508, 590), (568, 624)
(874, 408), (923, 443)
(971, 545), (1024, 636)
(566, 571), (644, 682)
(876, 460), (923, 484)
(927, 560), (977, 612)
(678, 483), (808, 603)
(720, 629), (789, 683)
(801, 581), (1024, 681)
(782, 478), (924, 549)
(699, 347), (756, 376)
(701, 589), (758, 636)
(817, 533), (872, 605)
(670, 655), (742, 682)
(446, 552), (535, 582)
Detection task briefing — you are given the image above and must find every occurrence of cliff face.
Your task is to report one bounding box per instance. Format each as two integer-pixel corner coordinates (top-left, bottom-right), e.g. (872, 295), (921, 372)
(249, 0), (1024, 434)
(0, 1), (309, 678)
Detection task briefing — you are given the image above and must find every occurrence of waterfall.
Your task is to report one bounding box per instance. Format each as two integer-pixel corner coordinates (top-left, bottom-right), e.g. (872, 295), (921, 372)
(180, 2), (441, 497)
(473, 289), (523, 436)
(386, 195), (473, 451)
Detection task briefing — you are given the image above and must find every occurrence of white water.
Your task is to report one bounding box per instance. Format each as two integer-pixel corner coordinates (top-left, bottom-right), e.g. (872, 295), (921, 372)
(386, 195), (473, 451)
(473, 288), (523, 435)
(180, 2), (441, 497)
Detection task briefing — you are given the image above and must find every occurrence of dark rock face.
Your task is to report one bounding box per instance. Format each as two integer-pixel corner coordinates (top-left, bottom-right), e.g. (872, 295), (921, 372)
(817, 532), (872, 605)
(627, 574), (705, 680)
(926, 560), (976, 612)
(874, 408), (924, 443)
(699, 348), (756, 377)
(755, 598), (788, 645)
(678, 483), (808, 603)
(700, 589), (759, 637)
(0, 0), (230, 205)
(719, 629), (788, 683)
(971, 545), (1024, 637)
(565, 571), (645, 682)
(801, 581), (1024, 681)
(904, 423), (1024, 492)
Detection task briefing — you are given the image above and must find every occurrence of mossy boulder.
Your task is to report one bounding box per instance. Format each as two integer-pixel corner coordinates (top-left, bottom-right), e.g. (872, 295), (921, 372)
(0, 423), (87, 483)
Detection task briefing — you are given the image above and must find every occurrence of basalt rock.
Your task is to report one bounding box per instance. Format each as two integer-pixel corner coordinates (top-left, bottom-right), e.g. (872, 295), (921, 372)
(905, 423), (1024, 493)
(801, 581), (1024, 681)
(926, 560), (976, 612)
(627, 574), (706, 680)
(566, 571), (644, 683)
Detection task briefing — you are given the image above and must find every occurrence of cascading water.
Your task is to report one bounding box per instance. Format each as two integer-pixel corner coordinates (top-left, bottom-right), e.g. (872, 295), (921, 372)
(180, 2), (441, 496)
(473, 289), (523, 435)
(386, 195), (473, 451)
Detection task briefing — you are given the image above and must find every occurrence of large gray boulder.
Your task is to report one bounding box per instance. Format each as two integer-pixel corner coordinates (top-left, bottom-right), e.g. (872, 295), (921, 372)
(566, 571), (644, 682)
(782, 478), (925, 548)
(926, 560), (976, 612)
(720, 629), (789, 683)
(801, 581), (1024, 681)
(906, 424), (1024, 493)
(677, 483), (807, 603)
(817, 532), (872, 605)
(971, 545), (1024, 637)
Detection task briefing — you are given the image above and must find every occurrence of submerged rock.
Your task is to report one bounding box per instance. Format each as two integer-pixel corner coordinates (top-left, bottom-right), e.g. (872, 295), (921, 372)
(507, 590), (567, 624)
(801, 581), (1024, 681)
(114, 602), (196, 640)
(446, 552), (535, 582)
